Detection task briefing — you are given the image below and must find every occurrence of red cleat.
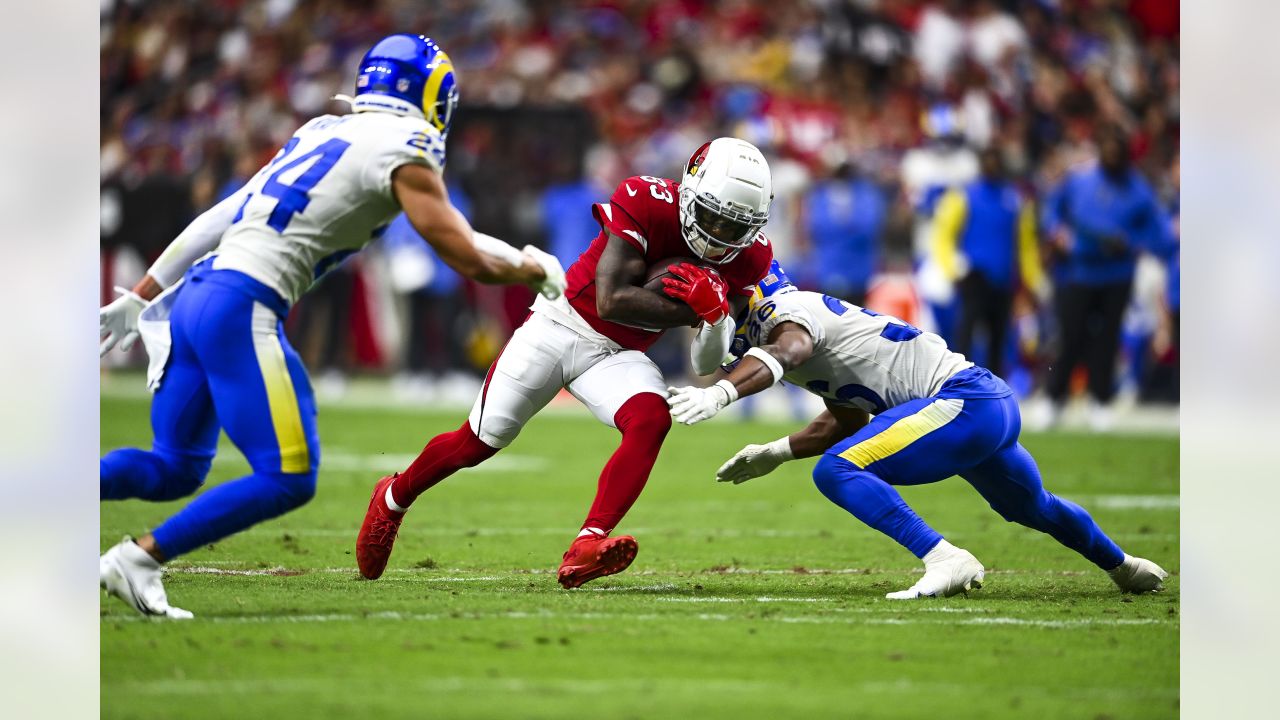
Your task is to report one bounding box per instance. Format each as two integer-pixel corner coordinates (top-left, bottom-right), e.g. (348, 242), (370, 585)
(356, 474), (406, 580)
(557, 534), (638, 589)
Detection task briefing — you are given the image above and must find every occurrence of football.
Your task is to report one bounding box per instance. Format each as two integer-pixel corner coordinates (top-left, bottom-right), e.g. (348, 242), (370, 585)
(643, 256), (705, 293)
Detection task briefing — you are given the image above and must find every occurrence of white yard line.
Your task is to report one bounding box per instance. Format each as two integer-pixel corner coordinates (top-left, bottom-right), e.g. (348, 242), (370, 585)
(161, 565), (1150, 578)
(103, 608), (1174, 628)
(1070, 494), (1180, 510)
(212, 451), (547, 474)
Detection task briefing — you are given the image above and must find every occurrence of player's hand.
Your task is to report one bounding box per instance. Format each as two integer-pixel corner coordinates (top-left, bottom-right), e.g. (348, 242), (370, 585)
(716, 439), (792, 484)
(522, 245), (566, 300)
(667, 381), (736, 425)
(100, 287), (147, 356)
(662, 262), (729, 325)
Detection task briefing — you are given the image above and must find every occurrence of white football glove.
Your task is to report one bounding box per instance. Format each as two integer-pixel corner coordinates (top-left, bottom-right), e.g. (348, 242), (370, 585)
(522, 245), (566, 300)
(667, 380), (738, 425)
(716, 438), (794, 484)
(99, 287), (147, 357)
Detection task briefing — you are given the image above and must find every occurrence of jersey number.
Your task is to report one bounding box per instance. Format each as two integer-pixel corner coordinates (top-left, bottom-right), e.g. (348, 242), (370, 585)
(639, 175), (674, 204)
(826, 298), (922, 343)
(258, 138), (353, 233)
(805, 379), (887, 415)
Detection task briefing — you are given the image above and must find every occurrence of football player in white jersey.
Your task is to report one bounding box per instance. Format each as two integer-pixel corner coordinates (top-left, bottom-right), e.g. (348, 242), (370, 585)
(97, 35), (565, 618)
(667, 261), (1168, 599)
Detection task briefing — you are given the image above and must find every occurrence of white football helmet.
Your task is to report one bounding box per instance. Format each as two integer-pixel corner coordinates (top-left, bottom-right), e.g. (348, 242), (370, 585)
(678, 138), (773, 264)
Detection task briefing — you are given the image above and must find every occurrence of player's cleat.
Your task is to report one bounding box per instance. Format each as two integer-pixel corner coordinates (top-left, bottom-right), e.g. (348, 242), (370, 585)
(885, 540), (985, 600)
(557, 533), (638, 589)
(99, 537), (193, 619)
(356, 474), (407, 580)
(1107, 554), (1168, 593)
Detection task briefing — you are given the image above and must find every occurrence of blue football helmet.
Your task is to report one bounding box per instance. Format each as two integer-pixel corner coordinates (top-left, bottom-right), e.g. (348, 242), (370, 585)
(353, 35), (459, 137)
(723, 260), (796, 371)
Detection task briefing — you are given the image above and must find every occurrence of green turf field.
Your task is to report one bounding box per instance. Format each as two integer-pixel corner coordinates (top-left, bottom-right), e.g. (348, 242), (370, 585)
(101, 392), (1178, 719)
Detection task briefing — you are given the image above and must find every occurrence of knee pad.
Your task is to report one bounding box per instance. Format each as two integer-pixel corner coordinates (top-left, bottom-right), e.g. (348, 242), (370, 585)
(616, 393), (672, 438)
(156, 452), (213, 500)
(811, 454), (851, 501)
(987, 490), (1048, 526)
(450, 423), (500, 469)
(261, 469), (318, 511)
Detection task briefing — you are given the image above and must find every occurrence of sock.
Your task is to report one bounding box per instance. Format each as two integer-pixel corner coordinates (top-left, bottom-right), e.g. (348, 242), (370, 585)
(812, 455), (943, 559)
(120, 538), (161, 568)
(581, 393), (671, 533)
(922, 539), (958, 564)
(577, 527), (607, 539)
(391, 422), (497, 509)
(101, 448), (211, 501)
(150, 469), (316, 559)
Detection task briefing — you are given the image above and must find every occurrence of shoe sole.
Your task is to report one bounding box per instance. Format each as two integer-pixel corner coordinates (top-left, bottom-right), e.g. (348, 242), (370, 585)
(557, 537), (638, 589)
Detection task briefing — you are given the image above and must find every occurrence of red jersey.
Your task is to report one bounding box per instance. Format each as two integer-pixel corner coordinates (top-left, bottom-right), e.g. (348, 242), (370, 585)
(562, 175), (774, 351)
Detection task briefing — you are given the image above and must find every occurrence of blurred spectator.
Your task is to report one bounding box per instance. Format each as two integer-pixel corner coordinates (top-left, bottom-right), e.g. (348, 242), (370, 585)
(901, 103), (979, 339)
(540, 147), (612, 268)
(800, 162), (887, 306)
(932, 147), (1044, 376)
(99, 0), (1180, 414)
(1037, 126), (1176, 430)
(378, 184), (479, 403)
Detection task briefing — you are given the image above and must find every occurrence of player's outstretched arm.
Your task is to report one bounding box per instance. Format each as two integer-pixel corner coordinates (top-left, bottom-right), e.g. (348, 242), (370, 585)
(715, 404), (869, 484)
(100, 186), (250, 356)
(393, 163), (548, 288)
(594, 233), (700, 328)
(667, 322), (814, 425)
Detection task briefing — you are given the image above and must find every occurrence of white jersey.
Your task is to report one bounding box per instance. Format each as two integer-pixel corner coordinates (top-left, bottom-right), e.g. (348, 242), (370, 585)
(740, 290), (973, 414)
(213, 111), (446, 304)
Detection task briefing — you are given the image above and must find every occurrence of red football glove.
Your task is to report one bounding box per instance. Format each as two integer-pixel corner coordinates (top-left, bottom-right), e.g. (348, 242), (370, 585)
(662, 262), (730, 325)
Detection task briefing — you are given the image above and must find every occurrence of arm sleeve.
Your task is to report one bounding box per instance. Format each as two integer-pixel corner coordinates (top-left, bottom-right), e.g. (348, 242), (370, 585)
(690, 315), (735, 376)
(472, 231), (527, 266)
(146, 185), (249, 288)
(1042, 178), (1068, 236)
(931, 188), (968, 280)
(1134, 186), (1177, 260)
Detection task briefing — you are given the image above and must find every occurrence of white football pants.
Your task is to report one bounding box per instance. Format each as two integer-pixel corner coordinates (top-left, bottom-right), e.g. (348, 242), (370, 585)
(467, 312), (668, 448)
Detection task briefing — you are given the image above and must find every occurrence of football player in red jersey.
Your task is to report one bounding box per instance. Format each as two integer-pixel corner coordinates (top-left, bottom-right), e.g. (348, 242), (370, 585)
(357, 138), (776, 587)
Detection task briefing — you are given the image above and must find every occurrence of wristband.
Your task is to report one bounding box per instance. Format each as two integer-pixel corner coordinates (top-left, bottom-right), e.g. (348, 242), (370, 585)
(766, 436), (795, 461)
(713, 379), (739, 405)
(472, 232), (527, 266)
(745, 347), (785, 385)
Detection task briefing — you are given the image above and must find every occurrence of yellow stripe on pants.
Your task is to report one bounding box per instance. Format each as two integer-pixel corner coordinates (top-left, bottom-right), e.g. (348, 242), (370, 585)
(838, 398), (964, 469)
(251, 303), (310, 473)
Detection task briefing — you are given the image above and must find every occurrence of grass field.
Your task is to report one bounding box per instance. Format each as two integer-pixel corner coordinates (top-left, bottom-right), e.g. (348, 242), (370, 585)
(101, 391), (1179, 719)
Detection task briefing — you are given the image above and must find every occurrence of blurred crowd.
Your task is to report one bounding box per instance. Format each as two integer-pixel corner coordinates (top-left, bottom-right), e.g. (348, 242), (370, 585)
(101, 0), (1179, 424)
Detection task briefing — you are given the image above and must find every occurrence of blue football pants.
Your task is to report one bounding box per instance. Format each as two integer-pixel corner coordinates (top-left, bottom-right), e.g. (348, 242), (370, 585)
(101, 268), (320, 559)
(812, 394), (1124, 570)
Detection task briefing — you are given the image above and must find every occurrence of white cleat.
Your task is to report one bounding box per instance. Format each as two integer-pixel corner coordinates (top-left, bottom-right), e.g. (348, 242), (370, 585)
(1107, 554), (1168, 593)
(99, 537), (193, 619)
(885, 540), (985, 600)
